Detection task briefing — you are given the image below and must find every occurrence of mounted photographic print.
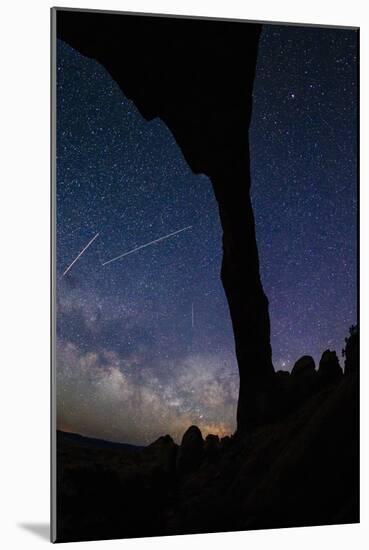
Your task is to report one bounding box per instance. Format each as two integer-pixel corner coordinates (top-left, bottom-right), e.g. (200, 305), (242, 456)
(51, 7), (359, 543)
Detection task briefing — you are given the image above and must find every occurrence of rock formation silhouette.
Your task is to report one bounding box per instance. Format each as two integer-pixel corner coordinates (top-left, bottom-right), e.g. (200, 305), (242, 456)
(291, 355), (316, 377)
(318, 349), (343, 385)
(177, 425), (204, 474)
(57, 9), (274, 433)
(343, 325), (359, 375)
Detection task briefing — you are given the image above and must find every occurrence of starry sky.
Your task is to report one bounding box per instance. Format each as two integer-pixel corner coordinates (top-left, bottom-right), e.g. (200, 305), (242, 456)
(56, 22), (358, 445)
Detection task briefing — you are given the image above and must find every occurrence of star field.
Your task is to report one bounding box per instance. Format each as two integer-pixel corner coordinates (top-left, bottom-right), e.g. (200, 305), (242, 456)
(250, 25), (357, 372)
(56, 22), (357, 445)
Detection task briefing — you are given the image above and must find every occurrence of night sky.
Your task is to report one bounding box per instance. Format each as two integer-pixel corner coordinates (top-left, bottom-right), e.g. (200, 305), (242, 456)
(56, 22), (357, 445)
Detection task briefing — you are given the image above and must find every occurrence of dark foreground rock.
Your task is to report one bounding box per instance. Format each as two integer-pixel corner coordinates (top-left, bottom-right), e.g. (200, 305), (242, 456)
(343, 325), (359, 375)
(176, 425), (204, 474)
(291, 355), (316, 377)
(56, 367), (359, 542)
(318, 350), (343, 384)
(144, 434), (178, 473)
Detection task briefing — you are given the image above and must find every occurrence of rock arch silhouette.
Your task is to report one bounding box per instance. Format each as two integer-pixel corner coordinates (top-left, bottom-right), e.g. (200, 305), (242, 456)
(57, 9), (275, 432)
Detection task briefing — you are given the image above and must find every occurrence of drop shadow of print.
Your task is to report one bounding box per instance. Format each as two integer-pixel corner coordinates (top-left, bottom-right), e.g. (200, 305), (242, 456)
(18, 523), (49, 542)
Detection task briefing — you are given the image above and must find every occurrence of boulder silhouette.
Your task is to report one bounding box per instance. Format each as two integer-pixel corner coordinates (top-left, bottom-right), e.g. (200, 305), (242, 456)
(318, 350), (343, 384)
(176, 425), (204, 474)
(204, 434), (220, 462)
(291, 355), (316, 377)
(343, 325), (358, 376)
(220, 435), (232, 451)
(273, 358), (317, 419)
(145, 434), (178, 473)
(276, 370), (290, 377)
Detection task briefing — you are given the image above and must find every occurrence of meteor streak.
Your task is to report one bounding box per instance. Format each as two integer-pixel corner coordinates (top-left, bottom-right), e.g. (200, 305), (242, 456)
(102, 226), (192, 266)
(62, 232), (99, 276)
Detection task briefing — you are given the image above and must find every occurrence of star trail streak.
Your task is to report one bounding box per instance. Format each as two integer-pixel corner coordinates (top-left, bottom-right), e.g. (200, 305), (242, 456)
(62, 232), (99, 276)
(101, 226), (192, 266)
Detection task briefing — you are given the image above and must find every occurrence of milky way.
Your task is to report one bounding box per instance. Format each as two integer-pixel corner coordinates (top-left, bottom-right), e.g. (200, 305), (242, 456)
(56, 22), (358, 445)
